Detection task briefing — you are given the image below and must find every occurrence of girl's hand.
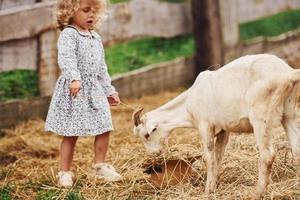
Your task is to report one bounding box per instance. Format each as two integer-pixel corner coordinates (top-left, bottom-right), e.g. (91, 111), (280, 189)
(107, 93), (120, 106)
(69, 80), (81, 97)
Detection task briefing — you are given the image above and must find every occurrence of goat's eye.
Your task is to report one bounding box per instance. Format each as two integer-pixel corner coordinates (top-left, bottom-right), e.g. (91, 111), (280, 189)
(152, 128), (157, 132)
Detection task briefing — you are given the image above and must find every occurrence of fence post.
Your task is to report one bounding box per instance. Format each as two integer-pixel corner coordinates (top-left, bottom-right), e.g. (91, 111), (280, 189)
(191, 0), (224, 75)
(218, 0), (239, 63)
(38, 30), (60, 96)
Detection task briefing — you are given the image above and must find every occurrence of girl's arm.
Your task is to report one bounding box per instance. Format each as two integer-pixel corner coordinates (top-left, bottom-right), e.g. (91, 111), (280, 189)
(57, 28), (81, 83)
(99, 42), (117, 97)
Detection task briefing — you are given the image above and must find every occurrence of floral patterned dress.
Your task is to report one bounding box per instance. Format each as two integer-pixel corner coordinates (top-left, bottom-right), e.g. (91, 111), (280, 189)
(44, 25), (117, 136)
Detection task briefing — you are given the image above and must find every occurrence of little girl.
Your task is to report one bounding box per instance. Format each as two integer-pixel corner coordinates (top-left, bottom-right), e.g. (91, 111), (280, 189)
(44, 0), (122, 187)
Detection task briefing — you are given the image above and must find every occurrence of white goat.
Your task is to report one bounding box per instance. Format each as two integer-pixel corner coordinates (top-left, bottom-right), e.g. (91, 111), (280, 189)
(133, 54), (300, 199)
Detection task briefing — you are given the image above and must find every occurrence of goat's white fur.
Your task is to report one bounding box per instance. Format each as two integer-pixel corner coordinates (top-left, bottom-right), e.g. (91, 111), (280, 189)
(133, 54), (300, 199)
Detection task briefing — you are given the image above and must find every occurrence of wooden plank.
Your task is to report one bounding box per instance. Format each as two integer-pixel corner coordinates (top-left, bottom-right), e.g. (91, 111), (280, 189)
(38, 30), (60, 96)
(0, 0), (36, 10)
(0, 0), (192, 43)
(0, 38), (37, 72)
(0, 96), (51, 129)
(239, 33), (300, 69)
(0, 57), (194, 128)
(0, 1), (56, 42)
(112, 57), (195, 98)
(219, 0), (239, 48)
(219, 0), (240, 63)
(238, 0), (300, 23)
(2, 0), (298, 41)
(99, 0), (192, 45)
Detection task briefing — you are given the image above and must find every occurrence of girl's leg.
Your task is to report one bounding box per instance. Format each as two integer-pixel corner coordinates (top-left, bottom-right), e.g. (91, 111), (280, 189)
(94, 132), (110, 164)
(60, 136), (78, 171)
(93, 132), (122, 181)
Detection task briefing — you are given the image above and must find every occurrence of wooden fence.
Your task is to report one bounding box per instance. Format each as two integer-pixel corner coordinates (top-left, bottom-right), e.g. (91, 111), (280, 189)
(0, 0), (49, 10)
(238, 0), (300, 23)
(0, 57), (195, 129)
(1, 0), (300, 95)
(219, 0), (300, 65)
(0, 0), (192, 96)
(1, 0), (300, 128)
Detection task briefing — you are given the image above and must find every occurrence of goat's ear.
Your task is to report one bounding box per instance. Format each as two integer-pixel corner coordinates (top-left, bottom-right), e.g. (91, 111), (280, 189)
(132, 107), (144, 127)
(133, 125), (139, 136)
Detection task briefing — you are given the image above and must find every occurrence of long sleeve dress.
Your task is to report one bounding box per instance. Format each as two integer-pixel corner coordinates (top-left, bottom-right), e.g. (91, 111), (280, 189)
(44, 25), (116, 136)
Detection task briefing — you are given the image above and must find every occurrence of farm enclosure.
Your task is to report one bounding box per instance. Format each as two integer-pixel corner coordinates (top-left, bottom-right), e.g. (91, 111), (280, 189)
(1, 0), (300, 199)
(0, 89), (299, 199)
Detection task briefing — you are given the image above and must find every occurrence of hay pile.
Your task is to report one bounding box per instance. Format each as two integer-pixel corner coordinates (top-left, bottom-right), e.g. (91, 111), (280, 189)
(0, 88), (299, 199)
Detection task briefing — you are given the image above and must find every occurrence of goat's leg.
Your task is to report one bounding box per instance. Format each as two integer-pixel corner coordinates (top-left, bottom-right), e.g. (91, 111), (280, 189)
(251, 119), (275, 199)
(198, 122), (217, 194)
(283, 119), (300, 180)
(247, 77), (294, 199)
(215, 130), (229, 170)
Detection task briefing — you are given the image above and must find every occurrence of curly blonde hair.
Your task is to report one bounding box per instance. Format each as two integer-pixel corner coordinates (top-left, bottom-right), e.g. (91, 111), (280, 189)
(56, 0), (109, 30)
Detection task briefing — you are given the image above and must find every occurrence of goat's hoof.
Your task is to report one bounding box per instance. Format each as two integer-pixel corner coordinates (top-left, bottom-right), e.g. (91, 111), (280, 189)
(252, 192), (263, 200)
(205, 192), (215, 199)
(205, 189), (216, 198)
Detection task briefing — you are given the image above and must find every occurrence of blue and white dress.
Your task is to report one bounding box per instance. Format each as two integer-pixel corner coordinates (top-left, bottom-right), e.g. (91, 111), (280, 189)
(45, 25), (116, 136)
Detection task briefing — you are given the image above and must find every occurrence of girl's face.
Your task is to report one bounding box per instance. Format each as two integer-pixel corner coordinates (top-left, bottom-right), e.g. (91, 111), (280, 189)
(72, 1), (99, 31)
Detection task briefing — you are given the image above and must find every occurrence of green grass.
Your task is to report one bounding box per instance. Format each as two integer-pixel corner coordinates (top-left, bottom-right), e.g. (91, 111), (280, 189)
(0, 69), (39, 102)
(0, 186), (12, 200)
(240, 9), (300, 41)
(65, 192), (85, 200)
(1, 8), (300, 102)
(25, 177), (85, 200)
(106, 34), (195, 75)
(110, 0), (130, 3)
(36, 190), (84, 200)
(0, 34), (194, 102)
(36, 190), (60, 200)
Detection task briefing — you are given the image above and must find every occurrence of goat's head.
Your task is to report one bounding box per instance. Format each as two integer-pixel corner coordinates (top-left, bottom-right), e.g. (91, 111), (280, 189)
(132, 108), (168, 154)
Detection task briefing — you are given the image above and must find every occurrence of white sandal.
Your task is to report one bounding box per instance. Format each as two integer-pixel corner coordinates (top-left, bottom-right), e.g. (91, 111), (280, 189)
(93, 163), (123, 182)
(57, 171), (74, 188)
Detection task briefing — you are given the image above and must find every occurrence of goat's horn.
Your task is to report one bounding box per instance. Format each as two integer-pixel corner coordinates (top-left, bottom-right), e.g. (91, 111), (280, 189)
(133, 108), (144, 126)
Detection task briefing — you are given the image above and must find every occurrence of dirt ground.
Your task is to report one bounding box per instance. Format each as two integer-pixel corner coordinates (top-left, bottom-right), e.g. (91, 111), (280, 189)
(0, 88), (299, 200)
